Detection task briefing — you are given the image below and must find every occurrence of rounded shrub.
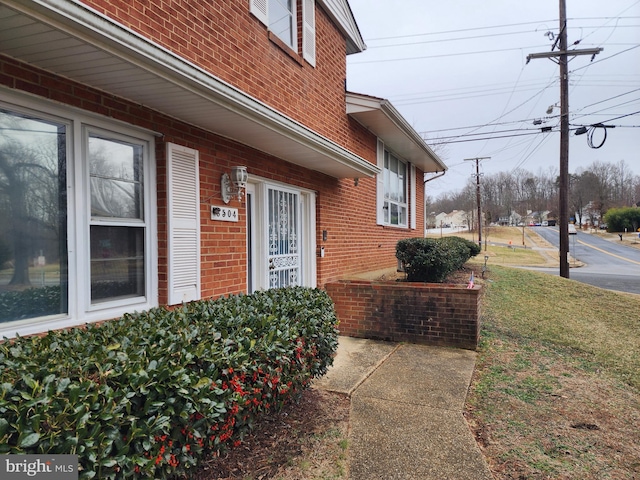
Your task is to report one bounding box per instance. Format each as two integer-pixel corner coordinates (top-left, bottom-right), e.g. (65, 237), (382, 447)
(396, 236), (480, 282)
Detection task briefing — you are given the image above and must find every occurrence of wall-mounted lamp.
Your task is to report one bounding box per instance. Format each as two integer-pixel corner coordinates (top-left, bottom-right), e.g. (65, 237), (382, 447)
(221, 166), (248, 204)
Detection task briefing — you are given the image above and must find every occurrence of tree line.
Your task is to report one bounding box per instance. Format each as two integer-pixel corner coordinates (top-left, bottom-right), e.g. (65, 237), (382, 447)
(427, 160), (640, 227)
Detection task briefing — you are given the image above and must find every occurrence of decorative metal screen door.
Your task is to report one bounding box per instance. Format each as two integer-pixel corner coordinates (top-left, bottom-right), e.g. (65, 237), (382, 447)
(267, 187), (301, 288)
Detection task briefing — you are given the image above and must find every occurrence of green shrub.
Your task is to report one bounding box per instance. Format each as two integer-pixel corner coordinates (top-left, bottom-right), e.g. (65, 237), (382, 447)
(396, 236), (480, 282)
(0, 287), (338, 479)
(603, 206), (640, 233)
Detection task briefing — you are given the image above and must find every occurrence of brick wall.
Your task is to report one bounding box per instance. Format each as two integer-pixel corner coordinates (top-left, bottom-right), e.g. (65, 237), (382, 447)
(79, 0), (363, 155)
(1, 56), (425, 302)
(325, 280), (482, 350)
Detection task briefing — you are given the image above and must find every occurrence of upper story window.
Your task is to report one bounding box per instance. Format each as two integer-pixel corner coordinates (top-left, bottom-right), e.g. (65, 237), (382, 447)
(383, 150), (407, 227)
(269, 0), (296, 50)
(250, 0), (316, 66)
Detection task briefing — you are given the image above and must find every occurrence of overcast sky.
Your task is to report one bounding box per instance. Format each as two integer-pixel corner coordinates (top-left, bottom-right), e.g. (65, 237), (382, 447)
(346, 0), (640, 199)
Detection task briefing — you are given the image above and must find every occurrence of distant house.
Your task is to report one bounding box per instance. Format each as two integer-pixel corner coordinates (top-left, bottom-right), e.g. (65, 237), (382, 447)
(498, 212), (522, 226)
(0, 0), (446, 337)
(434, 210), (468, 229)
(523, 211), (551, 225)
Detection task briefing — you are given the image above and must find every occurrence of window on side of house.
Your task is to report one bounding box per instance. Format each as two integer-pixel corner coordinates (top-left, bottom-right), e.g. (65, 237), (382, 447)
(250, 0), (316, 66)
(0, 98), (156, 337)
(269, 0), (296, 50)
(383, 150), (408, 227)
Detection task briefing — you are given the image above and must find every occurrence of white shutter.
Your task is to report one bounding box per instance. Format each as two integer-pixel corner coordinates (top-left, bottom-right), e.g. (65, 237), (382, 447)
(167, 143), (201, 305)
(250, 0), (268, 26)
(302, 0), (316, 66)
(410, 164), (417, 230)
(376, 139), (385, 225)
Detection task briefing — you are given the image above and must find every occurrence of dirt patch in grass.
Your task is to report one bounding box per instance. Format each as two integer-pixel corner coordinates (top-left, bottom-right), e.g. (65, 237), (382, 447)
(188, 388), (350, 479)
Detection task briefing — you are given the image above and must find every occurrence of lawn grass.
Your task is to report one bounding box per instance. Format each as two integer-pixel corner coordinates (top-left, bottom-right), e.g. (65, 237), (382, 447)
(479, 244), (551, 266)
(427, 226), (542, 246)
(466, 265), (640, 479)
(480, 265), (639, 389)
(429, 226), (556, 266)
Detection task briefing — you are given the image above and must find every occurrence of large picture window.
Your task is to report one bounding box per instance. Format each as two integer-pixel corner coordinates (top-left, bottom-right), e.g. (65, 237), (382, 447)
(0, 97), (156, 337)
(0, 109), (68, 323)
(383, 150), (407, 227)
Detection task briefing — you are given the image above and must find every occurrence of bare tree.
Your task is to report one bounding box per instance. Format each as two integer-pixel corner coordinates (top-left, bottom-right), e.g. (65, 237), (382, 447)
(0, 114), (62, 286)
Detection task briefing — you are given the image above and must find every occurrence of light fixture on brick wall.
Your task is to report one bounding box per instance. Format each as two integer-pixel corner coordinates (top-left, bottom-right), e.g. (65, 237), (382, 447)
(221, 166), (248, 203)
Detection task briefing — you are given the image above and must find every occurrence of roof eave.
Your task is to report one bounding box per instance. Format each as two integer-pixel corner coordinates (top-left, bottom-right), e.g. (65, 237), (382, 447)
(317, 0), (366, 54)
(346, 92), (447, 173)
(0, 0), (378, 179)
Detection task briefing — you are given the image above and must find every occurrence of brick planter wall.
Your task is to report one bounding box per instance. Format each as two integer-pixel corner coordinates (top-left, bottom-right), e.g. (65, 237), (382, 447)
(325, 280), (482, 350)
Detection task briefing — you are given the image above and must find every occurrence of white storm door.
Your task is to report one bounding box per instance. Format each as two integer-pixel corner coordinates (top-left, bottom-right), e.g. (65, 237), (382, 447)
(267, 186), (301, 289)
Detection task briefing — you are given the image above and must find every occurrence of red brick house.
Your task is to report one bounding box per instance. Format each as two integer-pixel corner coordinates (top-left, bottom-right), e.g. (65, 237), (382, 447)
(0, 0), (446, 338)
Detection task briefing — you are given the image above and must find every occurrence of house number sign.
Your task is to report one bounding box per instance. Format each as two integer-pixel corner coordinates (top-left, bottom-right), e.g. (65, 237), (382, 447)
(211, 205), (238, 222)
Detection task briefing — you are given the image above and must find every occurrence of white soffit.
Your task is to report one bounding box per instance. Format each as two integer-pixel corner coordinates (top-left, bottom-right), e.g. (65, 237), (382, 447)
(0, 0), (379, 179)
(346, 92), (447, 173)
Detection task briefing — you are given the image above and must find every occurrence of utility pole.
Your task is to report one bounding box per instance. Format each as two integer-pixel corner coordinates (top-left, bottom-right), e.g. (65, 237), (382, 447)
(526, 0), (602, 278)
(464, 157), (490, 248)
(558, 0), (570, 279)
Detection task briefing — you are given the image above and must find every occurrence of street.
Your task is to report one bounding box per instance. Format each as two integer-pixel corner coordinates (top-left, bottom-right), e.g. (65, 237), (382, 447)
(529, 227), (640, 295)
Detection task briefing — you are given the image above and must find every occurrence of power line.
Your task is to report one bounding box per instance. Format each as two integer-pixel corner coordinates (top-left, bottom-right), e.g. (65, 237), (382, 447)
(583, 109), (640, 123)
(366, 28), (640, 51)
(426, 127), (547, 141)
(363, 17), (639, 42)
(364, 20), (557, 41)
(510, 133), (554, 172)
(571, 44), (640, 72)
(418, 89), (640, 136)
(349, 44), (552, 65)
(392, 85), (559, 106)
(429, 131), (552, 144)
(366, 30), (540, 49)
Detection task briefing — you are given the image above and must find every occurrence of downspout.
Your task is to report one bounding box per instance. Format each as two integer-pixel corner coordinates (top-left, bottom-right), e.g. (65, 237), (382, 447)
(423, 171), (446, 236)
(424, 171), (446, 184)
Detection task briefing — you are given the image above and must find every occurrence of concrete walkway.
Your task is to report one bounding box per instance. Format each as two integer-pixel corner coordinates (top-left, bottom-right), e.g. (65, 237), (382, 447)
(313, 336), (494, 480)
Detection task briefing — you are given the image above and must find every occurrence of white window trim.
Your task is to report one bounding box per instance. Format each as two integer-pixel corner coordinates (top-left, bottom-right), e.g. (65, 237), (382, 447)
(377, 142), (412, 229)
(410, 164), (417, 230)
(376, 139), (385, 225)
(83, 126), (152, 312)
(250, 0), (316, 66)
(0, 89), (158, 339)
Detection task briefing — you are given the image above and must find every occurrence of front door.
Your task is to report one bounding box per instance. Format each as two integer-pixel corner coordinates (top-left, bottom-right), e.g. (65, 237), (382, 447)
(246, 181), (315, 293)
(267, 186), (301, 288)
